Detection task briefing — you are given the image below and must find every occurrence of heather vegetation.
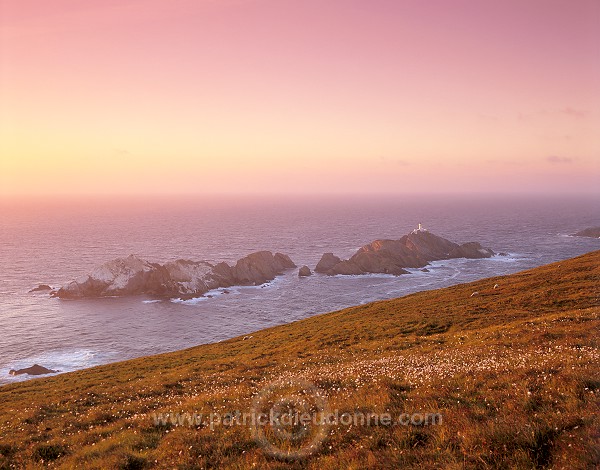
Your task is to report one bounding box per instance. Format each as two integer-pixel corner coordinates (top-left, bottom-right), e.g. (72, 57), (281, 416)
(1, 252), (598, 469)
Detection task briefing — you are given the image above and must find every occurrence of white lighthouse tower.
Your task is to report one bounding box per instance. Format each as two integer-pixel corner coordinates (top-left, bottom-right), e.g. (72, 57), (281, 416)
(412, 223), (427, 234)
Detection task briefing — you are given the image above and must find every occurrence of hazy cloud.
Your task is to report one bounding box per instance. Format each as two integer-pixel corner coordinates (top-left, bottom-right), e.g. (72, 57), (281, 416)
(546, 155), (574, 164)
(486, 159), (523, 166)
(560, 107), (588, 119)
(477, 113), (500, 121)
(519, 107), (590, 122)
(379, 156), (410, 166)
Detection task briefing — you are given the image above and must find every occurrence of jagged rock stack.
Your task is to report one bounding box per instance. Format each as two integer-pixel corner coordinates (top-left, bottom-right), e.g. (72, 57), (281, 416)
(54, 251), (296, 300)
(47, 224), (496, 299)
(315, 225), (494, 276)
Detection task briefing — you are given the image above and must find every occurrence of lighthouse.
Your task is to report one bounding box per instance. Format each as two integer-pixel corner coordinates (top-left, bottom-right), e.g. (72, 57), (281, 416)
(412, 223), (427, 234)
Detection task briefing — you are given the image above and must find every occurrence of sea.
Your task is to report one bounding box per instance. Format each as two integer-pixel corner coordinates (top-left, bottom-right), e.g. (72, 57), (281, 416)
(0, 194), (598, 385)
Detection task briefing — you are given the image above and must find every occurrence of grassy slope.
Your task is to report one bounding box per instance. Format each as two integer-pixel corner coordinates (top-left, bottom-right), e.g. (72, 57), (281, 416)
(0, 251), (599, 469)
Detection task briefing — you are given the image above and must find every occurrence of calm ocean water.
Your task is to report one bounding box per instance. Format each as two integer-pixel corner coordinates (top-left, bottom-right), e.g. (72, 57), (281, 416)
(0, 194), (598, 385)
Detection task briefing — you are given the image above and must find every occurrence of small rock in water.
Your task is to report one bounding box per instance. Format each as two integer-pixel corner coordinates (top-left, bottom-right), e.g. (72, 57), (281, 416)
(572, 227), (600, 238)
(29, 284), (52, 293)
(298, 266), (312, 277)
(9, 364), (58, 376)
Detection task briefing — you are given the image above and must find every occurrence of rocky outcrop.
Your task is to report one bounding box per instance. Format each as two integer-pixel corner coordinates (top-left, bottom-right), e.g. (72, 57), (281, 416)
(315, 253), (343, 273)
(229, 251), (296, 285)
(448, 242), (495, 259)
(315, 227), (494, 276)
(298, 266), (312, 277)
(54, 252), (296, 300)
(9, 364), (58, 376)
(572, 227), (600, 238)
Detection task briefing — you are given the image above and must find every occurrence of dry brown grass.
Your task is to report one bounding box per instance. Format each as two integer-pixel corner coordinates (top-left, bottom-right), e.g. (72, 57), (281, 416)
(0, 251), (598, 469)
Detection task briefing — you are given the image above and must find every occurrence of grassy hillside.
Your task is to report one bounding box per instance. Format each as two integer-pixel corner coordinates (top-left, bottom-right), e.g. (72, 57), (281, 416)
(1, 251), (599, 469)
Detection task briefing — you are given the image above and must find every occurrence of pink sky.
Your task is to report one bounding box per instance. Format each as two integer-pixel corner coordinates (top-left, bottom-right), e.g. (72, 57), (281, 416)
(1, 0), (599, 195)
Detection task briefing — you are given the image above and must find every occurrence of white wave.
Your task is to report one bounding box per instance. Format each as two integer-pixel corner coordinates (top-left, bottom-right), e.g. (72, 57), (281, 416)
(171, 275), (290, 305)
(403, 268), (432, 275)
(3, 349), (114, 384)
(170, 285), (244, 304)
(488, 253), (528, 263)
(329, 272), (400, 279)
(170, 296), (209, 305)
(562, 233), (600, 239)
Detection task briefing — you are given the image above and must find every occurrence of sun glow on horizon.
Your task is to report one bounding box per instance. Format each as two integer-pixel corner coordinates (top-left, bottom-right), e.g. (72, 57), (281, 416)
(1, 0), (599, 196)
